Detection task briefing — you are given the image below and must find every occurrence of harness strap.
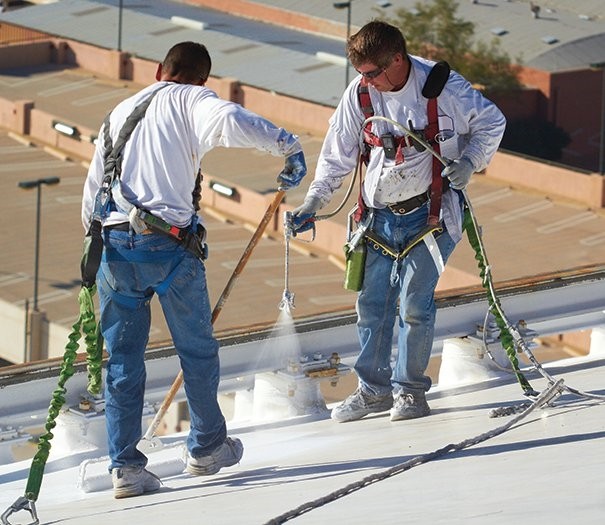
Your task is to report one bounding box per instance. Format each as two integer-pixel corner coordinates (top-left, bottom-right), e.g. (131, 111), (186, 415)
(102, 85), (168, 186)
(359, 80), (373, 166)
(360, 80), (408, 165)
(356, 61), (450, 228)
(81, 86), (170, 288)
(427, 96), (444, 227)
(365, 223), (443, 263)
(98, 85), (207, 261)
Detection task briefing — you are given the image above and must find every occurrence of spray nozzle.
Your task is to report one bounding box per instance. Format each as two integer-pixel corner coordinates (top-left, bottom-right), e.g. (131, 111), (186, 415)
(279, 289), (295, 313)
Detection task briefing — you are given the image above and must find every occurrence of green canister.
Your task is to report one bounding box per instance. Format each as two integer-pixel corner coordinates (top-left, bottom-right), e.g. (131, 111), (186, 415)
(343, 242), (366, 292)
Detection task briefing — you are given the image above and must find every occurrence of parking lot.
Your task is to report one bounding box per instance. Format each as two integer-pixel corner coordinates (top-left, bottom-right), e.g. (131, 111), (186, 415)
(2, 65), (605, 360)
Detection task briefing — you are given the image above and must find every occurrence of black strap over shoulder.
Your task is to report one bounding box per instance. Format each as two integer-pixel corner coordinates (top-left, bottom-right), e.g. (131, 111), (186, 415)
(81, 85), (169, 288)
(100, 84), (207, 261)
(102, 84), (169, 186)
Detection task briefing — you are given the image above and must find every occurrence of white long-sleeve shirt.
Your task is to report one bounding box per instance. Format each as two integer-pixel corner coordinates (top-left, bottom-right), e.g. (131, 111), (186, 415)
(82, 81), (301, 230)
(306, 55), (506, 242)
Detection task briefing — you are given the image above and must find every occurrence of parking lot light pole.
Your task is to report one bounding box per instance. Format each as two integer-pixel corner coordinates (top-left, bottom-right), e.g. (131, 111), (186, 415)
(18, 176), (60, 311)
(18, 176), (60, 361)
(118, 0), (124, 51)
(333, 1), (352, 89)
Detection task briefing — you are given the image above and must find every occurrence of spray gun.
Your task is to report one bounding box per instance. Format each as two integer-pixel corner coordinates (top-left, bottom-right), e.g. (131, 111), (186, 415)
(345, 205), (374, 252)
(279, 211), (296, 313)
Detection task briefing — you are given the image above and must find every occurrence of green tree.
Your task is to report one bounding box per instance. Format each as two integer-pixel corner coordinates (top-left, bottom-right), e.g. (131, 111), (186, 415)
(381, 0), (522, 92)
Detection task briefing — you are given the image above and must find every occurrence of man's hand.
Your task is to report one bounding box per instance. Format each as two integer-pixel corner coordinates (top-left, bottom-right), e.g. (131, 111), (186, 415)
(277, 151), (307, 190)
(289, 196), (322, 235)
(442, 157), (474, 190)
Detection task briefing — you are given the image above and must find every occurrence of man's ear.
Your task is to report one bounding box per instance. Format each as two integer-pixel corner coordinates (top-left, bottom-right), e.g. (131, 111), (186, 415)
(155, 63), (162, 81)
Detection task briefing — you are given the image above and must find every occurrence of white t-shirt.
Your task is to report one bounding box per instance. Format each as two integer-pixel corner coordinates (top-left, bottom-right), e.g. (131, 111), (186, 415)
(82, 81), (301, 229)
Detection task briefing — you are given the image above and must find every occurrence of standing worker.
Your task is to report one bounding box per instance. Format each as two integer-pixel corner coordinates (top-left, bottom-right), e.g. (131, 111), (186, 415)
(290, 21), (505, 423)
(82, 41), (306, 498)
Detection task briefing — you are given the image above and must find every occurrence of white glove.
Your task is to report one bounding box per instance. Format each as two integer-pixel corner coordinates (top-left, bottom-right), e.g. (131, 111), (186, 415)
(442, 157), (475, 190)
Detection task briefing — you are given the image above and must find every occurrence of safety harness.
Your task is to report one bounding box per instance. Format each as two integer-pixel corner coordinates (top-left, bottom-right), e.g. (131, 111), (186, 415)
(82, 84), (207, 288)
(356, 61), (451, 268)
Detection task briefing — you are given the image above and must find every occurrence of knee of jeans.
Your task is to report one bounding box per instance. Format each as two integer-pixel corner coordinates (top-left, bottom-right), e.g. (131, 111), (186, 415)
(400, 294), (436, 323)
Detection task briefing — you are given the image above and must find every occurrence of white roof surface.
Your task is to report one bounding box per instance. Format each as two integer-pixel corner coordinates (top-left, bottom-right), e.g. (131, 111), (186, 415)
(2, 348), (605, 524)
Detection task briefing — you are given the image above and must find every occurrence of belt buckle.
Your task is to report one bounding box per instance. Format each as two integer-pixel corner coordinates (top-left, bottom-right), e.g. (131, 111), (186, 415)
(389, 203), (408, 215)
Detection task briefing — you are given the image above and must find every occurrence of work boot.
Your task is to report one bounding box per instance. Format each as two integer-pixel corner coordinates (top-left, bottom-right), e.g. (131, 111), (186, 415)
(186, 437), (244, 476)
(390, 391), (430, 421)
(112, 466), (161, 499)
(331, 388), (393, 423)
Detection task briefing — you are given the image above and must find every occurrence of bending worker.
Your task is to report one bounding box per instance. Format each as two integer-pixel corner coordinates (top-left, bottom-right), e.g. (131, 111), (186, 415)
(291, 21), (505, 423)
(82, 41), (306, 498)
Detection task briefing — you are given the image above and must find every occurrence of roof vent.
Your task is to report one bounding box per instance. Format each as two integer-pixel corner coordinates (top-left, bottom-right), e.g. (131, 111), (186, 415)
(491, 27), (508, 36)
(541, 36), (559, 45)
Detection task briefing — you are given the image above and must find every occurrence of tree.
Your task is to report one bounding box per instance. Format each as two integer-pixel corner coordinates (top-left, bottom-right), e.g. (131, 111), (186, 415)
(381, 0), (522, 92)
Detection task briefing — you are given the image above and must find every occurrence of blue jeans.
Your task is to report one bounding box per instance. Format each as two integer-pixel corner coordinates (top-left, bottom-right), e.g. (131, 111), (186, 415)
(98, 229), (226, 470)
(355, 203), (458, 396)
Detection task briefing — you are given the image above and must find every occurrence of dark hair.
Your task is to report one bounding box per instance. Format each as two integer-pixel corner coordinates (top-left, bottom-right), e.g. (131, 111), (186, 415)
(162, 41), (212, 83)
(346, 20), (407, 69)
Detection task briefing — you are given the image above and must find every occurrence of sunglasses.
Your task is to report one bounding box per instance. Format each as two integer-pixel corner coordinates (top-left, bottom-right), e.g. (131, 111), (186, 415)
(356, 65), (386, 80)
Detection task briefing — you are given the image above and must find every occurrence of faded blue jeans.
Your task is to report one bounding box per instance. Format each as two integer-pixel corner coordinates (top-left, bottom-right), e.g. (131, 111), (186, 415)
(355, 203), (458, 397)
(98, 228), (226, 471)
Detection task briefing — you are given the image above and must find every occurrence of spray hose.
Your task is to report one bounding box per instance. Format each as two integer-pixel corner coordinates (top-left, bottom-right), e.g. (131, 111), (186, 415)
(2, 285), (102, 525)
(462, 191), (605, 406)
(461, 197), (537, 396)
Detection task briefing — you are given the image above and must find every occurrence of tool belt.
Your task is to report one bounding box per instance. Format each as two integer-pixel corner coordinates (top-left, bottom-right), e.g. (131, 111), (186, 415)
(105, 212), (208, 261)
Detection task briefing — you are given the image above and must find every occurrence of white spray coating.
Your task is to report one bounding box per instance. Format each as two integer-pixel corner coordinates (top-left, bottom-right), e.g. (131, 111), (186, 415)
(50, 412), (108, 460)
(252, 308), (302, 374)
(234, 308), (329, 422)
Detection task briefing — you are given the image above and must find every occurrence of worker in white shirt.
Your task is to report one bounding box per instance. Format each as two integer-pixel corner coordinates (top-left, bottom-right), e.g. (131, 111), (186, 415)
(82, 41), (306, 498)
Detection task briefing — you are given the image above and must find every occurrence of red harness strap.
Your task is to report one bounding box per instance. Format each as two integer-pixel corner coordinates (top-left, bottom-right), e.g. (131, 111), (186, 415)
(356, 75), (446, 227)
(359, 80), (408, 165)
(355, 80), (372, 222)
(426, 96), (444, 227)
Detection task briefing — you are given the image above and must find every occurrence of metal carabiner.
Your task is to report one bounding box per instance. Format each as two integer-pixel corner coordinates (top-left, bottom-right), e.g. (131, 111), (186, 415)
(1, 496), (39, 525)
